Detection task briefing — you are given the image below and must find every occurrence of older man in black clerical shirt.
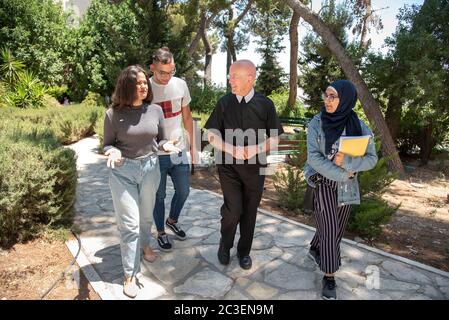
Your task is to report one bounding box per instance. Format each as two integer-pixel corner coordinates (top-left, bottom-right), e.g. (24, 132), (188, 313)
(204, 59), (284, 270)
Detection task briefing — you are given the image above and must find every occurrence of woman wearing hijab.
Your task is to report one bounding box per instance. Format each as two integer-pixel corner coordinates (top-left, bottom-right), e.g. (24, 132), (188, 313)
(303, 80), (378, 300)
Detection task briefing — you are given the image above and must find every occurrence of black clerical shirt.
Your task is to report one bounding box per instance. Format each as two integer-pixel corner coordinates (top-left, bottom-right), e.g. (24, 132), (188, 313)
(204, 91), (284, 165)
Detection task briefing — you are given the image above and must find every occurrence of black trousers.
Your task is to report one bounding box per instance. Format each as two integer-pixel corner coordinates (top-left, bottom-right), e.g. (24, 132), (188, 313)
(217, 164), (265, 256)
(310, 174), (352, 274)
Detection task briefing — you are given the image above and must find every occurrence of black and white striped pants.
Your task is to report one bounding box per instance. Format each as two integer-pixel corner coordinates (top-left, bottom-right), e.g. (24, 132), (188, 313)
(310, 173), (352, 274)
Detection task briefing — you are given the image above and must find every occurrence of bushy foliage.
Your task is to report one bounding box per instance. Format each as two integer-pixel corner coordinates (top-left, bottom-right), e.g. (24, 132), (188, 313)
(189, 84), (226, 114)
(358, 156), (397, 197)
(71, 0), (196, 99)
(43, 94), (63, 109)
(348, 198), (399, 239)
(268, 89), (306, 118)
(1, 49), (48, 109)
(47, 85), (68, 100)
(3, 71), (47, 109)
(273, 165), (307, 213)
(82, 91), (107, 108)
(0, 0), (74, 86)
(0, 138), (77, 247)
(0, 103), (104, 247)
(6, 104), (105, 145)
(362, 0), (449, 164)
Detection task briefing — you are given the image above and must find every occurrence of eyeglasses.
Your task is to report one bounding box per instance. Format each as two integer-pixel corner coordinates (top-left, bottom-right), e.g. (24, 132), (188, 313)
(227, 74), (253, 80)
(154, 68), (176, 77)
(322, 93), (339, 102)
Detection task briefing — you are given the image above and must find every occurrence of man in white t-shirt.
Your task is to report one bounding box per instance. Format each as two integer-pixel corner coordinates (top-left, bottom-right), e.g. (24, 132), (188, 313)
(150, 47), (197, 252)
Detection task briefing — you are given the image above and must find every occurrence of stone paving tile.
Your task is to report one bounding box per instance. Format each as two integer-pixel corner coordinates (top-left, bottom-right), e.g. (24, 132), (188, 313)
(173, 269), (233, 298)
(264, 262), (316, 290)
(67, 137), (449, 300)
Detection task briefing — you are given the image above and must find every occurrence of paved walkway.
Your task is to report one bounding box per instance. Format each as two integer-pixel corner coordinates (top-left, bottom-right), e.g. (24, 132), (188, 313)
(66, 136), (449, 300)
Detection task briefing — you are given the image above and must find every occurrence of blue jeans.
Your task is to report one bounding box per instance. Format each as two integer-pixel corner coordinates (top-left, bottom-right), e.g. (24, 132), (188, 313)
(153, 154), (190, 232)
(109, 154), (160, 278)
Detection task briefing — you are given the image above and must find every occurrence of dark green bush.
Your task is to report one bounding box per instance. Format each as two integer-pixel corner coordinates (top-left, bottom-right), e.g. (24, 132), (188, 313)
(273, 165), (307, 213)
(268, 89), (306, 118)
(189, 84), (226, 114)
(47, 85), (68, 100)
(0, 137), (77, 247)
(3, 71), (47, 109)
(358, 156), (397, 197)
(2, 104), (104, 144)
(0, 104), (103, 248)
(348, 198), (399, 239)
(82, 91), (106, 108)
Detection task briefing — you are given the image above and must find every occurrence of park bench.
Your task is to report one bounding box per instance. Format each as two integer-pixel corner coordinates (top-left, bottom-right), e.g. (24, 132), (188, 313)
(279, 117), (311, 131)
(272, 117), (310, 158)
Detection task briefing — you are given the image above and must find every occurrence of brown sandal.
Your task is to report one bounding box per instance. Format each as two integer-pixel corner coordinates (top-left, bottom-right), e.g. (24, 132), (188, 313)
(143, 247), (157, 263)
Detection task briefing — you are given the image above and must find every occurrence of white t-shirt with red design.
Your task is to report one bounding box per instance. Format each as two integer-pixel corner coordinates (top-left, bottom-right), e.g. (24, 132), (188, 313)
(150, 77), (192, 157)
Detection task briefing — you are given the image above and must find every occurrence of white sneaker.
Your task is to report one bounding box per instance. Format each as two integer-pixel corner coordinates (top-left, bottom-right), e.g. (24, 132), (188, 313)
(123, 277), (138, 298)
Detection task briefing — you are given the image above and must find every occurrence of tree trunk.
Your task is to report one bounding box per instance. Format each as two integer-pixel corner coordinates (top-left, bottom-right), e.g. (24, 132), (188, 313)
(360, 0), (372, 50)
(286, 0), (405, 176)
(202, 31), (212, 86)
(288, 11), (301, 111)
(385, 94), (401, 142)
(228, 33), (237, 62)
(419, 121), (435, 166)
(223, 1), (254, 87)
(188, 11), (207, 57)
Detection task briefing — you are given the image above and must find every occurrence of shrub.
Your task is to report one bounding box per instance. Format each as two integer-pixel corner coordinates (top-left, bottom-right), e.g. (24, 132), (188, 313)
(82, 91), (107, 108)
(43, 94), (62, 109)
(358, 156), (397, 197)
(0, 103), (103, 247)
(268, 89), (305, 118)
(4, 71), (47, 108)
(47, 85), (68, 100)
(2, 104), (105, 144)
(0, 137), (77, 248)
(285, 130), (308, 168)
(348, 198), (399, 239)
(273, 165), (307, 213)
(189, 84), (226, 114)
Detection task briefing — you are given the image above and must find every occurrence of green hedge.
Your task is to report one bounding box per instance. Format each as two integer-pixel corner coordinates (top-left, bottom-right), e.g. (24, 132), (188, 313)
(189, 84), (226, 114)
(0, 104), (104, 247)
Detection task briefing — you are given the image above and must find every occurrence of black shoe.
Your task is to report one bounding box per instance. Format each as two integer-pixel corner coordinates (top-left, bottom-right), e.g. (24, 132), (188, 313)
(322, 276), (337, 300)
(165, 219), (186, 240)
(217, 243), (230, 265)
(308, 247), (320, 266)
(157, 233), (172, 252)
(237, 254), (252, 270)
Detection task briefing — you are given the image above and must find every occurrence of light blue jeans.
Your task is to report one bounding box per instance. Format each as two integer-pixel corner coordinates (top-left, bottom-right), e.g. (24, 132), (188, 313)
(109, 154), (160, 278)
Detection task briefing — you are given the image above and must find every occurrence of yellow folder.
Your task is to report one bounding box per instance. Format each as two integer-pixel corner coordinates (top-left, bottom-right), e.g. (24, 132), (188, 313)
(338, 135), (371, 157)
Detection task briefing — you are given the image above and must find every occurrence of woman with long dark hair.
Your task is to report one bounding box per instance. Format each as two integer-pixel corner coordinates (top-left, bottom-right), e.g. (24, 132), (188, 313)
(103, 65), (179, 298)
(304, 80), (378, 300)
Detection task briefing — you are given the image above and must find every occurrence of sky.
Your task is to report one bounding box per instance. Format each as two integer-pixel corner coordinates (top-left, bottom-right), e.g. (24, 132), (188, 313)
(210, 0), (424, 87)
